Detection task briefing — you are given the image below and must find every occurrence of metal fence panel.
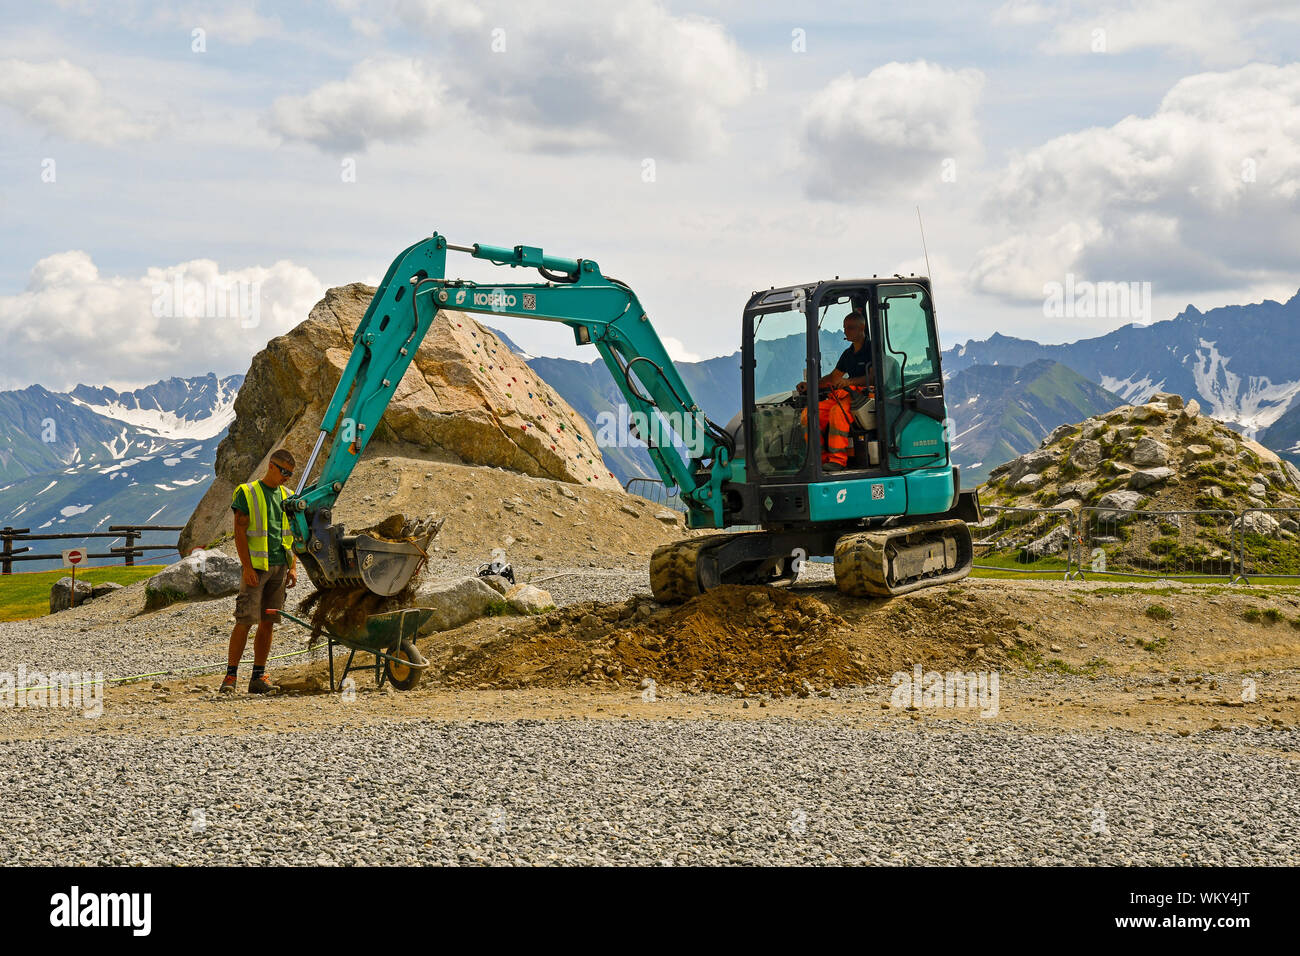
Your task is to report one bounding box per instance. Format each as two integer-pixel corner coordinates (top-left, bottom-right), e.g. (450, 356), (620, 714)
(624, 477), (684, 512)
(1078, 508), (1237, 580)
(1234, 507), (1300, 581)
(971, 506), (1079, 577)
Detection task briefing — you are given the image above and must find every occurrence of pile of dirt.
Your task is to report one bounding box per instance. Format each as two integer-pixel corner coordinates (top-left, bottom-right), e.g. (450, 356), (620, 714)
(429, 585), (869, 696)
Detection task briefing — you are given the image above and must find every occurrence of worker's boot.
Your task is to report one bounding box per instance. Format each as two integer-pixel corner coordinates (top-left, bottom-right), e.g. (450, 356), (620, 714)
(247, 674), (279, 695)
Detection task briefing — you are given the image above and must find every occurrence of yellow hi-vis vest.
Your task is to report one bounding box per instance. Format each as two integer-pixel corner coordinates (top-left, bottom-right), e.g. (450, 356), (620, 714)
(234, 481), (293, 571)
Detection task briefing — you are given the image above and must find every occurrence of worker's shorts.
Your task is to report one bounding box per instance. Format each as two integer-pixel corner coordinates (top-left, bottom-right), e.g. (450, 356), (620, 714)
(234, 565), (288, 627)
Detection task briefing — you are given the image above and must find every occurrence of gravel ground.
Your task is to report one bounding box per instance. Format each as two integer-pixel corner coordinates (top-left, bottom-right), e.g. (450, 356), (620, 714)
(3, 719), (1295, 865)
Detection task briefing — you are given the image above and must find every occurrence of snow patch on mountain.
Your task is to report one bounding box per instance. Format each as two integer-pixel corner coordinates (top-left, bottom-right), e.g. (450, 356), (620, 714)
(1099, 372), (1165, 404)
(1190, 340), (1300, 434)
(73, 387), (237, 441)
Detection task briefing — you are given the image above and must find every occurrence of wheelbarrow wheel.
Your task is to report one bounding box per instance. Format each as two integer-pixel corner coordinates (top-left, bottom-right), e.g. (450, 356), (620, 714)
(385, 639), (425, 691)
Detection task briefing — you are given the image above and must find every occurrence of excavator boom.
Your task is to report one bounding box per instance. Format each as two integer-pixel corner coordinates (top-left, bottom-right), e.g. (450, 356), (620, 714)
(288, 234), (736, 594)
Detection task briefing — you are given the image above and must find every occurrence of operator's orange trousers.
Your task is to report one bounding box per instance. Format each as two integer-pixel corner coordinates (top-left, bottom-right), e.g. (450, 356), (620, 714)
(801, 387), (856, 467)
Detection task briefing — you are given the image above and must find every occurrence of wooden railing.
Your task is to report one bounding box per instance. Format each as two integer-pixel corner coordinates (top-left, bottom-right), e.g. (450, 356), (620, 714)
(0, 525), (183, 573)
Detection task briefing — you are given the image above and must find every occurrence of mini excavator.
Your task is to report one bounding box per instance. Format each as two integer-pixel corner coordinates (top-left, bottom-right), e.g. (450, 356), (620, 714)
(286, 234), (979, 602)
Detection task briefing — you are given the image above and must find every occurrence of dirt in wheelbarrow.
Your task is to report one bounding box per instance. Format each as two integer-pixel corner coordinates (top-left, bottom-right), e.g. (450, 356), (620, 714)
(298, 513), (427, 643)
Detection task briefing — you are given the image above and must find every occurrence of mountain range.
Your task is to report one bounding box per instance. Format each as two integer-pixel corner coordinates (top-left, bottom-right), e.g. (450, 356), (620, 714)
(3, 287), (1296, 569)
(0, 374), (240, 569)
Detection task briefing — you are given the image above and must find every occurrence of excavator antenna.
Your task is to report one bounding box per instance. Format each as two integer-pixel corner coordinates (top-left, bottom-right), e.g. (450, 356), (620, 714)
(917, 206), (933, 280)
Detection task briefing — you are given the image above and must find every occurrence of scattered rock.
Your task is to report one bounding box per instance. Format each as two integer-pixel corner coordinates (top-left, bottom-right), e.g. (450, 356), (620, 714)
(1130, 437), (1170, 467)
(1128, 467), (1175, 490)
(411, 576), (504, 634)
(1237, 512), (1280, 537)
(1068, 439), (1103, 471)
(49, 577), (94, 613)
(1025, 524), (1073, 560)
(1014, 473), (1044, 492)
(1097, 490), (1146, 515)
(1040, 423), (1078, 447)
(505, 584), (555, 614)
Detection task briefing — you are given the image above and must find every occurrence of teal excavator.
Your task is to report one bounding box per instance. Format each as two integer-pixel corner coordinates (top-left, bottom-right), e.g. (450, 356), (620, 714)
(285, 234), (978, 602)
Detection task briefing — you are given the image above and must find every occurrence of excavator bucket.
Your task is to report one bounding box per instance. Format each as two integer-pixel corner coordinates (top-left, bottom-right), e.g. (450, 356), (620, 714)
(300, 514), (443, 597)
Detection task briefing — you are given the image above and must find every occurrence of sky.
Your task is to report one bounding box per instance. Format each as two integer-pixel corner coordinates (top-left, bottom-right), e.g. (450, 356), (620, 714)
(2, 0), (1300, 390)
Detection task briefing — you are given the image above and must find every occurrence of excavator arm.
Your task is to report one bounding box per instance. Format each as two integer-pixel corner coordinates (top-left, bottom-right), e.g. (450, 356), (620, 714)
(286, 233), (736, 594)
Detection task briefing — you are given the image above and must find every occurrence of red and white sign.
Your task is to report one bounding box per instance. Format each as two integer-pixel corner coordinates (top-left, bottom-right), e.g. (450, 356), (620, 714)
(62, 548), (87, 568)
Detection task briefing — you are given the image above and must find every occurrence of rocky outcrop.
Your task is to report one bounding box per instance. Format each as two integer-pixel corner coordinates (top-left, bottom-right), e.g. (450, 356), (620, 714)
(180, 284), (619, 553)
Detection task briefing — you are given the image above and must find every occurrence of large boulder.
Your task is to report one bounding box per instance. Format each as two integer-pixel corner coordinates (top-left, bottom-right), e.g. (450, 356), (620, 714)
(144, 554), (204, 609)
(1148, 392), (1184, 410)
(144, 548), (243, 609)
(411, 576), (503, 634)
(199, 551), (245, 596)
(180, 283), (620, 553)
(49, 577), (93, 613)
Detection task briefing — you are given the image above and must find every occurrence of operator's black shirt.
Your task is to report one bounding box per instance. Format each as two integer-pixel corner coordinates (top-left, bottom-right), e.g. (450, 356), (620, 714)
(835, 342), (872, 383)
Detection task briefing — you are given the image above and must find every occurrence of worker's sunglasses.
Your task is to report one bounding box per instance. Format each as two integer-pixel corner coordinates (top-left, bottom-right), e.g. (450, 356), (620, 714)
(274, 463), (293, 479)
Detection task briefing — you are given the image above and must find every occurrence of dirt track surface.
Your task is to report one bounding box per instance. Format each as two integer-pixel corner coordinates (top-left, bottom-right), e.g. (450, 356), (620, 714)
(3, 575), (1299, 865)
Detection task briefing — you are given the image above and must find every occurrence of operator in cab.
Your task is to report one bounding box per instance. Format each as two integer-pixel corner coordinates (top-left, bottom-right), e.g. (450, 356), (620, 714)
(799, 307), (874, 470)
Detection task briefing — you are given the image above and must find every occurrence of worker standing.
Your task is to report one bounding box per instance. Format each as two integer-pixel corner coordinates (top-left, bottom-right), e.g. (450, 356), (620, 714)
(219, 449), (298, 694)
(800, 308), (874, 470)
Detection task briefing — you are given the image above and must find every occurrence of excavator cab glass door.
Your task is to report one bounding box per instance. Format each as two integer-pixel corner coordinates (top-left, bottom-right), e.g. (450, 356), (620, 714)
(745, 289), (812, 480)
(877, 282), (950, 472)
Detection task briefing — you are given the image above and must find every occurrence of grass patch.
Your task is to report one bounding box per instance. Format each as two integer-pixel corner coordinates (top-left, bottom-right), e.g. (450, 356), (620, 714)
(1242, 608), (1263, 624)
(483, 599), (517, 617)
(1134, 634), (1169, 652)
(0, 565), (163, 621)
(1144, 603), (1173, 621)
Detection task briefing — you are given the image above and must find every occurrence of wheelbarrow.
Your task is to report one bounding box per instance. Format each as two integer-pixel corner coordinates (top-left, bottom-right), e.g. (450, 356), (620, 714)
(278, 607), (432, 691)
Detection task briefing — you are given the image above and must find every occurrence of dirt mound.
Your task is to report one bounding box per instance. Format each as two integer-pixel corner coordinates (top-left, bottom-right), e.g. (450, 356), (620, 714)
(429, 585), (868, 695)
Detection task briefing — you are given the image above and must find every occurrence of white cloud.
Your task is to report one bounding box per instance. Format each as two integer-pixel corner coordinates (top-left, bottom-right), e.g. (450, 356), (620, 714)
(799, 61), (985, 199)
(318, 0), (757, 158)
(0, 58), (158, 145)
(998, 0), (1300, 65)
(969, 62), (1300, 300)
(0, 252), (325, 390)
(265, 57), (452, 152)
(660, 336), (702, 363)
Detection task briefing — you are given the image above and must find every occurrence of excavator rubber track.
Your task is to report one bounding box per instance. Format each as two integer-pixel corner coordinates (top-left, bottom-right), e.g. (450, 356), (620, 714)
(833, 518), (973, 597)
(649, 534), (737, 603)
